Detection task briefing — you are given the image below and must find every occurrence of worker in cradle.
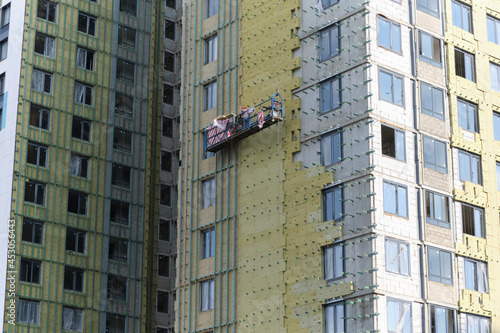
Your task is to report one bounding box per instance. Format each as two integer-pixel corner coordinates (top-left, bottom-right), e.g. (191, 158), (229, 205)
(240, 106), (251, 129)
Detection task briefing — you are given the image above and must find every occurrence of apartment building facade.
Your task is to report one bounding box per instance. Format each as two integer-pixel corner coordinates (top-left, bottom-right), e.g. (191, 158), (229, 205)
(0, 0), (179, 332)
(177, 0), (500, 332)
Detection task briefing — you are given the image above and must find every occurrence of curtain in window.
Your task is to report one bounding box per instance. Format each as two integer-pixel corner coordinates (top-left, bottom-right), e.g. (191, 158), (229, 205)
(465, 260), (475, 290)
(74, 82), (85, 103)
(31, 71), (44, 91)
(399, 243), (408, 275)
(478, 261), (489, 293)
(324, 304), (334, 333)
(395, 302), (411, 333)
(434, 307), (447, 333)
(324, 246), (334, 279)
(459, 153), (470, 181)
(322, 134), (332, 166)
(76, 48), (86, 68)
(46, 38), (55, 58)
(18, 301), (29, 323)
(70, 155), (81, 176)
(62, 307), (74, 330)
(2, 5), (10, 25)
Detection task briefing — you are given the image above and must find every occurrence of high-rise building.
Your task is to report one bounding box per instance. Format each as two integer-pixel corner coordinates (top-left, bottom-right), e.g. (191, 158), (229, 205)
(0, 0), (179, 332)
(178, 0), (500, 332)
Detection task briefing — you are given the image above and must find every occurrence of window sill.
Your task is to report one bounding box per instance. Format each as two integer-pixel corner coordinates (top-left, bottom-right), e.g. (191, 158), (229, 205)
(426, 219), (451, 229)
(378, 45), (403, 55)
(381, 154), (405, 163)
(419, 57), (442, 68)
(384, 212), (408, 220)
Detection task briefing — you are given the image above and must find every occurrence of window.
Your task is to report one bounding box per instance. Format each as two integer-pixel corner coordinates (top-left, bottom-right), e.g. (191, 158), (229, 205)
(490, 62), (500, 92)
(379, 69), (404, 106)
(35, 33), (55, 58)
(18, 299), (39, 324)
(158, 255), (170, 277)
(113, 128), (132, 153)
(417, 0), (439, 17)
(320, 24), (340, 61)
(455, 48), (475, 82)
(428, 247), (452, 285)
(323, 243), (343, 280)
(166, 0), (176, 9)
(162, 117), (173, 137)
(120, 0), (137, 15)
(204, 34), (218, 64)
(323, 186), (343, 221)
(462, 203), (484, 238)
(429, 305), (454, 333)
(64, 266), (84, 292)
(206, 0), (218, 18)
(109, 237), (128, 262)
(160, 184), (172, 206)
(68, 190), (88, 215)
(66, 227), (86, 253)
(108, 274), (127, 300)
(22, 218), (43, 244)
(74, 81), (93, 105)
(115, 93), (133, 117)
(378, 17), (401, 53)
(458, 150), (481, 184)
(320, 76), (341, 113)
(76, 47), (94, 71)
(112, 164), (131, 188)
(69, 153), (89, 178)
(465, 314), (490, 333)
(387, 299), (412, 333)
(37, 0), (57, 22)
(383, 181), (407, 217)
(0, 38), (6, 60)
(202, 177), (216, 209)
(487, 16), (500, 45)
(425, 191), (449, 228)
(157, 291), (169, 313)
(452, 0), (472, 32)
(200, 279), (215, 311)
(29, 104), (50, 129)
(165, 20), (175, 40)
(161, 150), (172, 172)
(419, 31), (441, 66)
(116, 58), (135, 82)
(163, 84), (174, 105)
(464, 259), (488, 293)
(78, 12), (96, 36)
(118, 25), (136, 48)
(420, 82), (444, 119)
(324, 302), (344, 333)
(321, 130), (343, 166)
(106, 314), (126, 333)
(381, 125), (405, 161)
(201, 228), (215, 259)
(164, 51), (175, 72)
(20, 258), (41, 283)
(27, 141), (48, 167)
(25, 180), (45, 205)
(1, 4), (10, 27)
(497, 162), (500, 191)
(157, 328), (173, 333)
(110, 200), (129, 225)
(204, 81), (217, 110)
(457, 99), (478, 132)
(423, 136), (447, 173)
(31, 69), (52, 93)
(62, 307), (83, 332)
(385, 239), (409, 275)
(159, 219), (174, 241)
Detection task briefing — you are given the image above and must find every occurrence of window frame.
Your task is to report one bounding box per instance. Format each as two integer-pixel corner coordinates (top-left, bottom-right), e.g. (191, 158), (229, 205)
(425, 190), (450, 228)
(37, 0), (57, 22)
(18, 299), (39, 325)
(31, 68), (52, 94)
(458, 150), (482, 185)
(200, 279), (215, 312)
(378, 16), (401, 53)
(324, 302), (345, 333)
(62, 306), (83, 332)
(27, 141), (48, 167)
(457, 98), (479, 133)
(115, 92), (134, 117)
(110, 199), (130, 225)
(319, 24), (341, 62)
(77, 12), (96, 36)
(320, 76), (341, 114)
(461, 203), (484, 238)
(118, 25), (136, 49)
(69, 153), (89, 178)
(22, 218), (43, 244)
(163, 83), (174, 105)
(417, 0), (439, 17)
(113, 128), (133, 153)
(379, 69), (404, 106)
(428, 247), (453, 285)
(387, 299), (412, 333)
(111, 163), (132, 189)
(66, 227), (86, 254)
(465, 314), (491, 332)
(160, 184), (172, 206)
(63, 266), (84, 292)
(385, 238), (410, 276)
(452, 0), (472, 33)
(490, 62), (500, 92)
(204, 34), (218, 65)
(383, 180), (408, 218)
(487, 15), (500, 45)
(106, 314), (126, 333)
(321, 129), (343, 166)
(109, 237), (128, 263)
(75, 46), (95, 71)
(201, 177), (216, 209)
(24, 180), (46, 205)
(423, 136), (448, 173)
(158, 254), (170, 277)
(322, 185), (344, 222)
(71, 116), (91, 141)
(164, 20), (175, 40)
(162, 116), (174, 137)
(201, 227), (215, 259)
(381, 124), (405, 161)
(73, 81), (93, 106)
(157, 290), (170, 313)
(204, 81), (217, 111)
(429, 305), (454, 333)
(119, 0), (137, 16)
(20, 258), (41, 284)
(420, 82), (444, 120)
(159, 219), (174, 242)
(418, 30), (442, 67)
(1, 4), (10, 27)
(164, 51), (175, 72)
(107, 274), (127, 301)
(161, 150), (173, 172)
(29, 104), (50, 130)
(116, 58), (135, 83)
(206, 0), (218, 18)
(464, 258), (489, 293)
(454, 48), (476, 82)
(67, 190), (88, 215)
(323, 243), (344, 280)
(35, 32), (55, 58)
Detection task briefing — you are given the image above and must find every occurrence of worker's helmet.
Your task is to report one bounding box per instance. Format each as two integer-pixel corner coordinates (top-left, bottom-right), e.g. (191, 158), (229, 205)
(242, 106), (248, 111)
